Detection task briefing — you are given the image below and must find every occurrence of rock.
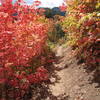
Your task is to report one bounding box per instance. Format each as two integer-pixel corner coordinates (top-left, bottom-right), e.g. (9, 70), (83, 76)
(50, 77), (56, 83)
(56, 46), (63, 57)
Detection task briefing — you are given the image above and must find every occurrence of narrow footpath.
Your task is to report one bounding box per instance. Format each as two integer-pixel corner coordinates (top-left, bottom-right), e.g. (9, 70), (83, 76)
(31, 46), (100, 100)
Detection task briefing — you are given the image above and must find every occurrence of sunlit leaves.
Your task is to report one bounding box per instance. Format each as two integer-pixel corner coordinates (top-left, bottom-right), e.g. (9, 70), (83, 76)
(63, 0), (100, 67)
(0, 0), (48, 99)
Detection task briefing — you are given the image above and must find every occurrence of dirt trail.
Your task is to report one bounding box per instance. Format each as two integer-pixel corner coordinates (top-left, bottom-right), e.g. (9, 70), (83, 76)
(31, 46), (100, 100)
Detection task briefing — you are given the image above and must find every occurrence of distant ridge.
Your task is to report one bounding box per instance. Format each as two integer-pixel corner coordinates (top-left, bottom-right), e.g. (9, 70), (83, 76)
(39, 7), (66, 18)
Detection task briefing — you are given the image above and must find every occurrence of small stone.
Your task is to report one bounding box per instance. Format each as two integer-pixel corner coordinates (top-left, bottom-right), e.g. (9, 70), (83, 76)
(50, 77), (56, 83)
(46, 97), (50, 100)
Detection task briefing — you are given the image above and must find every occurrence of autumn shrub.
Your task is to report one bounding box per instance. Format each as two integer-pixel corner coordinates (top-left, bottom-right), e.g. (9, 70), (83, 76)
(0, 0), (50, 99)
(47, 17), (65, 44)
(62, 0), (100, 67)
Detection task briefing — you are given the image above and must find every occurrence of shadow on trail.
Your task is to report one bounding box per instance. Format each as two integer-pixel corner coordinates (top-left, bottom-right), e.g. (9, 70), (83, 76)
(77, 58), (100, 88)
(91, 70), (100, 88)
(23, 55), (69, 100)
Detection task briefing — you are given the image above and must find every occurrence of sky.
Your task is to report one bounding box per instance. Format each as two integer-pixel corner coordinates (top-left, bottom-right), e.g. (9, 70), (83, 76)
(13, 0), (64, 8)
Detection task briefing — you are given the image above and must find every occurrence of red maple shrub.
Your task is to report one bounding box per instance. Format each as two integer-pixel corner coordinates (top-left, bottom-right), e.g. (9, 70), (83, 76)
(0, 0), (49, 99)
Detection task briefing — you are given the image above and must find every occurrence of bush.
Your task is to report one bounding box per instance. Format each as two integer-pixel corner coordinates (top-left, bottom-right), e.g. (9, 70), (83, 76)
(62, 0), (100, 67)
(0, 0), (49, 99)
(48, 16), (65, 43)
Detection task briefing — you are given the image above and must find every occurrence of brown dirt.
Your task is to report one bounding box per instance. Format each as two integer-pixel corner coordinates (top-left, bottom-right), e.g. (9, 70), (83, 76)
(30, 46), (100, 100)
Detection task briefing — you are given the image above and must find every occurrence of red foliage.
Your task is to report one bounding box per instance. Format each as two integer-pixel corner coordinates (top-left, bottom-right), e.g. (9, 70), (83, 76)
(0, 0), (49, 99)
(59, 3), (67, 12)
(34, 0), (41, 6)
(0, 0), (47, 66)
